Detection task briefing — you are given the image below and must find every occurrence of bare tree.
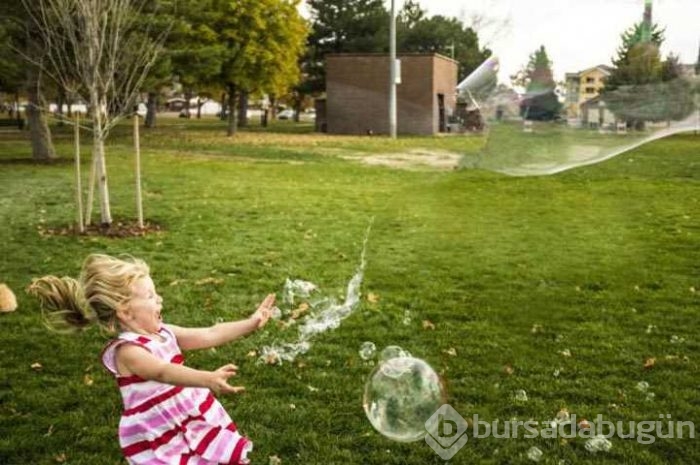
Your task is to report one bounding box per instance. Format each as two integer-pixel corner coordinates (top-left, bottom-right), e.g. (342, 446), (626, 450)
(22, 0), (167, 226)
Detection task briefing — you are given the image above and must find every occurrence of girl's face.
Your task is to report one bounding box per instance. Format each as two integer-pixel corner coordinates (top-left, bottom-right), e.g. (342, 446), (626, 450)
(123, 275), (163, 334)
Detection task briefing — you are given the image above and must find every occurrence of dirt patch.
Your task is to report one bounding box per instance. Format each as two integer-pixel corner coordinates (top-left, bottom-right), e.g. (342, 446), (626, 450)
(350, 149), (462, 171)
(37, 219), (165, 238)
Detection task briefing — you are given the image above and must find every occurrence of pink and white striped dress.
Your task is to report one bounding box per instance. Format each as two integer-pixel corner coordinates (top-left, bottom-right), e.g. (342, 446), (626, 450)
(101, 325), (252, 465)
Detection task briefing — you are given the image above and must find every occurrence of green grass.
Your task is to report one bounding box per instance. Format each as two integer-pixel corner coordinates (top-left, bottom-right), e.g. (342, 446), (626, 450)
(0, 118), (699, 464)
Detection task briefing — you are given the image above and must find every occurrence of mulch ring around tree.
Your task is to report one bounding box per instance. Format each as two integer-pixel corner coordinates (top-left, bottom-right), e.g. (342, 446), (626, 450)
(37, 219), (164, 238)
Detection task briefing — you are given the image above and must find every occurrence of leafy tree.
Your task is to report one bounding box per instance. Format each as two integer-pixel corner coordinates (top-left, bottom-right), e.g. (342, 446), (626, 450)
(0, 0), (56, 160)
(173, 0), (306, 135)
(602, 22), (694, 128)
(303, 0), (389, 95)
(398, 13), (490, 81)
(517, 45), (561, 121)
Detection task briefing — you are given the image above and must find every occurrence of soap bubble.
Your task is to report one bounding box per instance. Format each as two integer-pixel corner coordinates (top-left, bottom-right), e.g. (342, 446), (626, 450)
(379, 345), (411, 362)
(585, 435), (613, 453)
(363, 356), (445, 442)
(457, 47), (699, 176)
(526, 446), (543, 462)
(359, 341), (377, 360)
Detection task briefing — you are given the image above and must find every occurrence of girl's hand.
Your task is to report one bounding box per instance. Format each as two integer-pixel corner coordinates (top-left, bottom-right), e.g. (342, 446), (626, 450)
(208, 364), (245, 395)
(251, 293), (275, 329)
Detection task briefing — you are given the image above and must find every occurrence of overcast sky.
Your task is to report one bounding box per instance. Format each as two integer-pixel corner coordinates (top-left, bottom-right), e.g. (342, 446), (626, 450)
(421, 0), (699, 82)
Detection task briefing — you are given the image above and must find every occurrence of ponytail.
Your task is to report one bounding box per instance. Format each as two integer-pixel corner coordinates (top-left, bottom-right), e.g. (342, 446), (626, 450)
(28, 254), (150, 334)
(27, 276), (96, 333)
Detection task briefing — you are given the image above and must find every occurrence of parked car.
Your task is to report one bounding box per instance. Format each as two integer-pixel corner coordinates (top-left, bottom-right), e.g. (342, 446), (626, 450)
(277, 109), (294, 120)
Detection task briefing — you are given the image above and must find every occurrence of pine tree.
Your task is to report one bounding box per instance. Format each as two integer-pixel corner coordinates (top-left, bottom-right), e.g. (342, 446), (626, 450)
(519, 45), (561, 121)
(602, 22), (694, 128)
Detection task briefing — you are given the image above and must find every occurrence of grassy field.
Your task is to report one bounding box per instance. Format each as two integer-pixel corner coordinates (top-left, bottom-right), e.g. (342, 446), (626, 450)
(0, 117), (699, 464)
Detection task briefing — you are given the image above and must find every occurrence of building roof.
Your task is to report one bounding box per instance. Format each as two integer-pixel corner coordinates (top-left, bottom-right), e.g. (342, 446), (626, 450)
(566, 65), (614, 79)
(325, 52), (458, 64)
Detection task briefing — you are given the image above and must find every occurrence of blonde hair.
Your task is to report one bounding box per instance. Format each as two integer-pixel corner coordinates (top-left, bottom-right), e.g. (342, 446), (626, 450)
(27, 254), (150, 333)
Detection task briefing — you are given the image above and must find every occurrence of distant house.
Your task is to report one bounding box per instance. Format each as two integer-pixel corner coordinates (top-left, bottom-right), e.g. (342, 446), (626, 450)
(580, 95), (616, 129)
(565, 65), (613, 124)
(322, 53), (458, 135)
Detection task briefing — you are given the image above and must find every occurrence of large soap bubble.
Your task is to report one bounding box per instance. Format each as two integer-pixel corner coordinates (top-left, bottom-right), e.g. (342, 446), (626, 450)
(363, 356), (445, 442)
(456, 39), (699, 176)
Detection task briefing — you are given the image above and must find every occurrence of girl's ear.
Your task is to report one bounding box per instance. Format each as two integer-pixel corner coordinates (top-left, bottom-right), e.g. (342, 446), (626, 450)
(115, 302), (131, 322)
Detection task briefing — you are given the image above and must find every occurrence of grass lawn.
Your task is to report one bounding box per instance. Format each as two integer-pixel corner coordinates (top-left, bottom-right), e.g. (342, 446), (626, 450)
(0, 117), (698, 464)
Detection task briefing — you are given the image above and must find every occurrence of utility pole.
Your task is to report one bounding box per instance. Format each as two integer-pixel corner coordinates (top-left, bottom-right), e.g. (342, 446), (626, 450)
(389, 0), (397, 138)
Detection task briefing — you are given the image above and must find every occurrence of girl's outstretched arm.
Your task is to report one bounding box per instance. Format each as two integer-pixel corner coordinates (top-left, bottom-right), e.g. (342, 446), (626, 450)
(116, 344), (244, 394)
(170, 293), (275, 351)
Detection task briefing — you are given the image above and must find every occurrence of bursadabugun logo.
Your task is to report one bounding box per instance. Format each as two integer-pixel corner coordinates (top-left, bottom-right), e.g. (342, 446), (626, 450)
(424, 405), (696, 460)
(424, 404), (469, 460)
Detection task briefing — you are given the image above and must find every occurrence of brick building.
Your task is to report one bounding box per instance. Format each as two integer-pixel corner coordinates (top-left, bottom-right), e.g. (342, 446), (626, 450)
(322, 53), (458, 135)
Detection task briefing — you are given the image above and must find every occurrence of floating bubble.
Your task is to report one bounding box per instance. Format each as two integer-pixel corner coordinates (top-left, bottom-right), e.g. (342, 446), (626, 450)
(363, 356), (445, 442)
(457, 39), (699, 176)
(526, 446), (543, 462)
(514, 389), (529, 402)
(359, 341), (377, 360)
(585, 435), (613, 453)
(379, 345), (412, 362)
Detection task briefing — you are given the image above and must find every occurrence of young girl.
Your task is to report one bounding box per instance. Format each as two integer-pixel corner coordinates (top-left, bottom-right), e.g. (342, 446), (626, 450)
(29, 253), (274, 465)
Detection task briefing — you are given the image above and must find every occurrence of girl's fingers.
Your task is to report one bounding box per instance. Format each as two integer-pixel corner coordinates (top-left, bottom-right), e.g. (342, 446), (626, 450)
(220, 364), (238, 374)
(223, 385), (245, 394)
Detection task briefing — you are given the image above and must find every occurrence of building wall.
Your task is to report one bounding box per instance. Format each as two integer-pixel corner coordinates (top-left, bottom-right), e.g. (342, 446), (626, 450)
(325, 54), (457, 135)
(578, 68), (608, 105)
(565, 67), (610, 120)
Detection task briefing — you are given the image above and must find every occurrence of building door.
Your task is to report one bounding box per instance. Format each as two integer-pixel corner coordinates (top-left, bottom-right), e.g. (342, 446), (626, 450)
(438, 94), (446, 132)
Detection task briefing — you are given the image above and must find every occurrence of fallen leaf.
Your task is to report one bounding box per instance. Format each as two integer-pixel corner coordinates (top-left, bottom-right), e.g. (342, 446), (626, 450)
(247, 350), (257, 358)
(195, 277), (224, 286)
(367, 292), (380, 303)
(83, 374), (94, 386)
(289, 404), (296, 410)
(422, 320), (436, 330)
(503, 364), (514, 376)
(307, 385), (319, 392)
(269, 455), (282, 465)
(31, 362), (43, 371)
(54, 453), (67, 463)
(291, 302), (309, 319)
(531, 324), (543, 334)
(443, 348), (457, 357)
(643, 357), (656, 369)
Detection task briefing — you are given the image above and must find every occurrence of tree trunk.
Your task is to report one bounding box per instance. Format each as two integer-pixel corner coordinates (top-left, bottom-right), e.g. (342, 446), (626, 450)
(196, 97), (202, 119)
(184, 89), (192, 118)
(134, 114), (144, 228)
(56, 89), (65, 126)
(269, 94), (277, 119)
(73, 113), (84, 233)
(237, 91), (248, 127)
(26, 69), (56, 161)
(226, 83), (238, 136)
(220, 92), (227, 121)
(145, 92), (157, 128)
(89, 89), (112, 226)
